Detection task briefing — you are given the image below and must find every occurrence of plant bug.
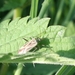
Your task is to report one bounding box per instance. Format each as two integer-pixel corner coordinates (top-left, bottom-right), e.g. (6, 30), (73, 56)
(18, 38), (38, 54)
(18, 27), (49, 55)
(18, 37), (50, 55)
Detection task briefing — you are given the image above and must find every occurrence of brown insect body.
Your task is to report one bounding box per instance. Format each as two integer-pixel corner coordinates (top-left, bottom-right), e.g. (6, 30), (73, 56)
(18, 38), (38, 54)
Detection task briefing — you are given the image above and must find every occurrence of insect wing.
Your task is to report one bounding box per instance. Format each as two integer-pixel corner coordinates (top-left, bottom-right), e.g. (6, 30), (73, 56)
(18, 38), (38, 54)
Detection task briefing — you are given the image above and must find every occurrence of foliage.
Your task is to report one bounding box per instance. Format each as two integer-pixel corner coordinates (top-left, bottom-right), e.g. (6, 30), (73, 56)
(0, 0), (75, 75)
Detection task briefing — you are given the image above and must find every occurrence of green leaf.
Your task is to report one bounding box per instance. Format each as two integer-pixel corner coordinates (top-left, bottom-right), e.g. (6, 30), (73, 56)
(0, 16), (49, 55)
(0, 16), (75, 66)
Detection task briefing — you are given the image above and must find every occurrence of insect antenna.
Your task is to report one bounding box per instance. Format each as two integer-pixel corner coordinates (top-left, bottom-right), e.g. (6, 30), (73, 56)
(23, 38), (28, 41)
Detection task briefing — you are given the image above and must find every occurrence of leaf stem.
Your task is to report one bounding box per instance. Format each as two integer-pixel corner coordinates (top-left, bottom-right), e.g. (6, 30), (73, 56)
(54, 0), (64, 25)
(0, 63), (9, 75)
(30, 0), (39, 18)
(14, 63), (23, 75)
(13, 7), (23, 19)
(38, 0), (51, 18)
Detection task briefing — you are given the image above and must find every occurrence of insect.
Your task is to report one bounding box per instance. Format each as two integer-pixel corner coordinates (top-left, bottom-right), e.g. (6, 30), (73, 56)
(18, 37), (50, 55)
(18, 38), (38, 55)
